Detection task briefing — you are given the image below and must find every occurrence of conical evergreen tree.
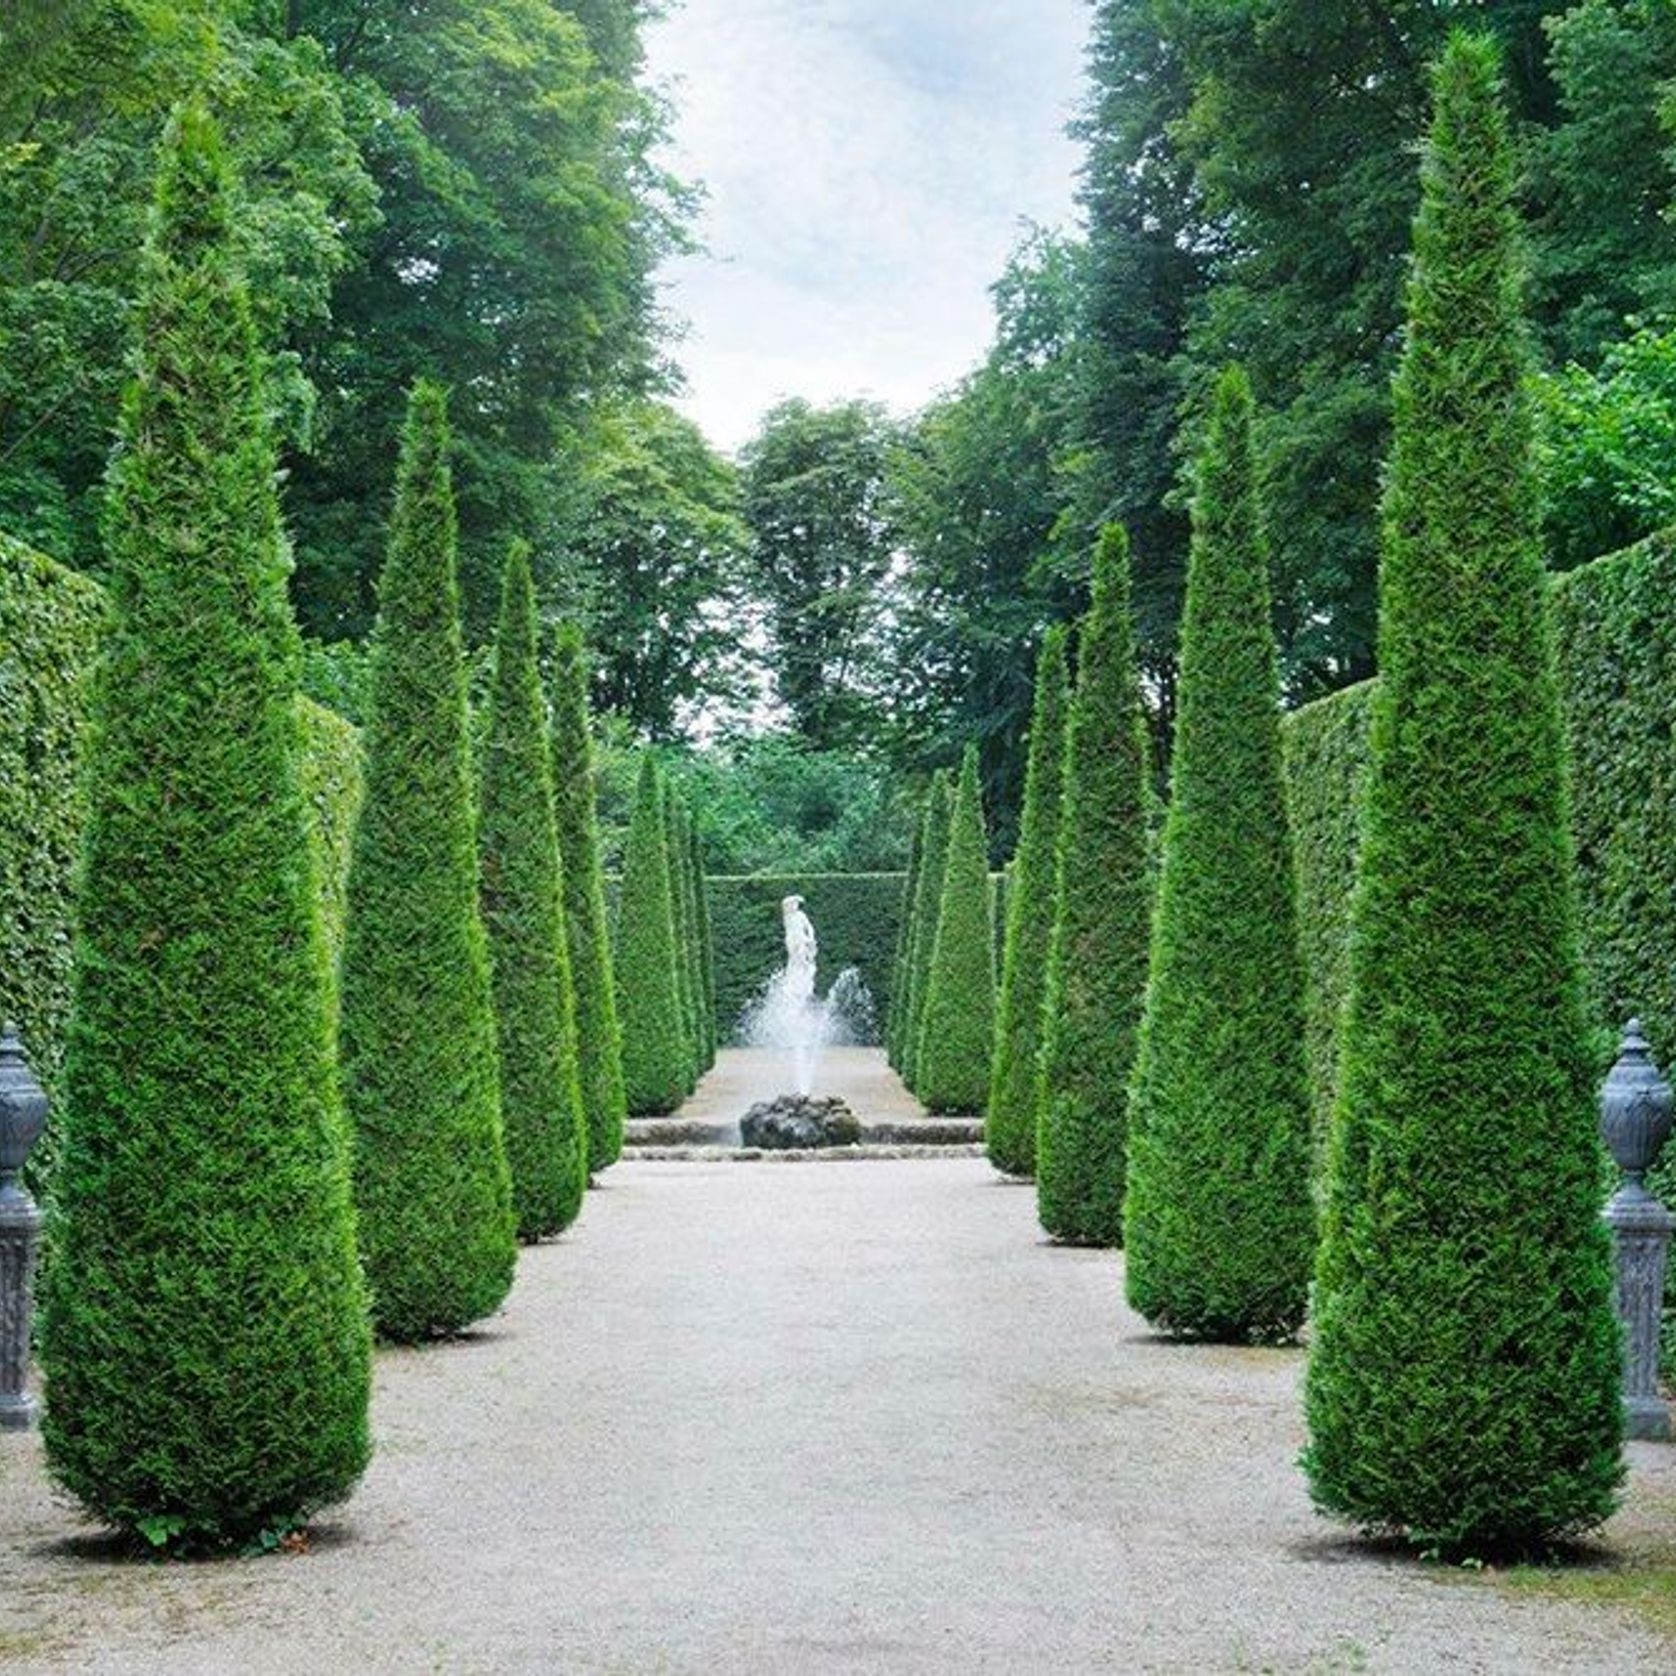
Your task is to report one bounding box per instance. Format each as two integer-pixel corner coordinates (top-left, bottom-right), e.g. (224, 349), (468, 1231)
(917, 748), (996, 1114)
(340, 381), (516, 1342)
(886, 813), (924, 1067)
(901, 770), (952, 1092)
(617, 756), (687, 1114)
(987, 625), (1071, 1177)
(1305, 34), (1622, 1554)
(1036, 527), (1152, 1247)
(1124, 368), (1314, 1341)
(40, 106), (370, 1547)
(688, 813), (718, 1066)
(479, 542), (588, 1240)
(664, 783), (699, 1091)
(551, 623), (627, 1174)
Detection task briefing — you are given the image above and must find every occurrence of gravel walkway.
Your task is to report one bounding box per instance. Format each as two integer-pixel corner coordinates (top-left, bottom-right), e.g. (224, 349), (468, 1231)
(3, 1073), (1674, 1673)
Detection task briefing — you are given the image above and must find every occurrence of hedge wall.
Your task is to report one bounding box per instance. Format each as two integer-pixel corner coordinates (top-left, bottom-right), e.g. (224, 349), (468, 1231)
(1284, 530), (1676, 1152)
(0, 534), (106, 1112)
(1, 533), (363, 1135)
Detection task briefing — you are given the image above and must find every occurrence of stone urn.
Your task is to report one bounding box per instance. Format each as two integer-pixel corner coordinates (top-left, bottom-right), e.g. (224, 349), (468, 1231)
(1600, 1019), (1674, 1193)
(0, 1024), (47, 1194)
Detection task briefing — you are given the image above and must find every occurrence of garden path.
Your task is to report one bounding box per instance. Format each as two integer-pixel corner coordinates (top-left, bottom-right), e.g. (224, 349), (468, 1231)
(2, 1051), (1673, 1673)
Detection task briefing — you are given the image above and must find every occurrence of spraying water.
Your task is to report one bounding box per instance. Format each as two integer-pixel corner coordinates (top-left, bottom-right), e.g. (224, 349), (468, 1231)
(738, 895), (874, 1094)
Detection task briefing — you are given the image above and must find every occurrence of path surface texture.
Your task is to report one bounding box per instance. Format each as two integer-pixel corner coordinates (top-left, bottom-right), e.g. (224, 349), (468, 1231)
(3, 1056), (1674, 1674)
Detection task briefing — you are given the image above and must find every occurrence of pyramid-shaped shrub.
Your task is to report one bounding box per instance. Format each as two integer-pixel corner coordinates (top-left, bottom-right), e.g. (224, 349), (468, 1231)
(339, 381), (516, 1341)
(1036, 527), (1152, 1247)
(687, 810), (718, 1067)
(617, 756), (688, 1114)
(479, 543), (588, 1239)
(1124, 367), (1315, 1342)
(987, 625), (1071, 1178)
(917, 748), (996, 1114)
(1304, 34), (1623, 1554)
(664, 782), (700, 1092)
(886, 812), (925, 1069)
(551, 623), (627, 1173)
(901, 770), (952, 1092)
(40, 106), (371, 1548)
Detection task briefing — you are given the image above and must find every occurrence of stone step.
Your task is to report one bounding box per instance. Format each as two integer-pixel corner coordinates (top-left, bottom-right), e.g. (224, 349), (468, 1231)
(624, 1142), (988, 1163)
(624, 1115), (984, 1149)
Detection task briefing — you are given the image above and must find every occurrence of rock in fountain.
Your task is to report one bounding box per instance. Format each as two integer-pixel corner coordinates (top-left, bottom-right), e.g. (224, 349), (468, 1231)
(739, 1094), (862, 1151)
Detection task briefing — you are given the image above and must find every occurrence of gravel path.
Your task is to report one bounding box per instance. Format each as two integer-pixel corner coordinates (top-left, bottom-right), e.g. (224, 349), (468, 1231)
(3, 1089), (1673, 1672)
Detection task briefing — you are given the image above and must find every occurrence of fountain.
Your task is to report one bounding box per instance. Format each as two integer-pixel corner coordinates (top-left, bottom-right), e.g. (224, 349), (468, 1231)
(736, 895), (872, 1148)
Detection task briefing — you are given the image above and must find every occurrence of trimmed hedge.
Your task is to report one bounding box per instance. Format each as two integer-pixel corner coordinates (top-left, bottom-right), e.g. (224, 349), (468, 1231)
(550, 623), (626, 1174)
(340, 381), (516, 1342)
(3, 535), (362, 1186)
(1304, 38), (1622, 1556)
(901, 772), (953, 1088)
(0, 534), (105, 1143)
(479, 543), (587, 1240)
(39, 107), (370, 1549)
(1036, 527), (1154, 1247)
(1286, 532), (1676, 1169)
(987, 626), (1070, 1176)
(1124, 368), (1314, 1343)
(917, 748), (996, 1114)
(706, 872), (907, 1043)
(615, 757), (687, 1113)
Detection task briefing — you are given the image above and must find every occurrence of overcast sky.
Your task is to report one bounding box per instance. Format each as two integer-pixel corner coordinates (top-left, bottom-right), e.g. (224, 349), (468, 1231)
(643, 0), (1092, 454)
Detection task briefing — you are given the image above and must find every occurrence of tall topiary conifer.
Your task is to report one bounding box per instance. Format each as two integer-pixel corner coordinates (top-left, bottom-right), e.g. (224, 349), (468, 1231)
(340, 381), (516, 1342)
(664, 784), (699, 1091)
(1124, 368), (1315, 1341)
(901, 770), (952, 1093)
(1036, 527), (1152, 1246)
(987, 626), (1071, 1177)
(1305, 35), (1623, 1553)
(479, 543), (588, 1240)
(886, 813), (924, 1067)
(40, 107), (371, 1547)
(551, 622), (627, 1173)
(617, 756), (687, 1114)
(688, 813), (717, 1066)
(917, 748), (996, 1114)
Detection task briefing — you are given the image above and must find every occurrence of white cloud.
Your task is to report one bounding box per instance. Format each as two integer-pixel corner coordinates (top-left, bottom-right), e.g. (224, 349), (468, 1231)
(645, 0), (1090, 452)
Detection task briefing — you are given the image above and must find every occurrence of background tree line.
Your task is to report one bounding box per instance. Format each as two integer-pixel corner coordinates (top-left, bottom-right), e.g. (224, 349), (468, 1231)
(9, 1), (1676, 869)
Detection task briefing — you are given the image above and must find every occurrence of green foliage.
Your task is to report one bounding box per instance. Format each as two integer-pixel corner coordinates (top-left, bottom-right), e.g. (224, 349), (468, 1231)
(1538, 323), (1676, 572)
(296, 693), (364, 1002)
(551, 400), (749, 739)
(615, 755), (687, 1114)
(286, 0), (686, 637)
(885, 804), (925, 1068)
(38, 107), (370, 1548)
(900, 771), (953, 1090)
(1288, 532), (1676, 1361)
(664, 785), (699, 1089)
(1532, 0), (1676, 365)
(689, 815), (718, 1065)
(740, 398), (900, 749)
(705, 874), (906, 1046)
(1304, 38), (1623, 1555)
(1280, 683), (1375, 1164)
(479, 543), (587, 1239)
(0, 4), (376, 569)
(889, 233), (1086, 849)
(340, 381), (515, 1341)
(550, 622), (626, 1173)
(1, 537), (361, 1189)
(0, 535), (104, 1129)
(917, 749), (996, 1114)
(986, 625), (1070, 1176)
(1123, 369), (1314, 1342)
(1036, 527), (1151, 1247)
